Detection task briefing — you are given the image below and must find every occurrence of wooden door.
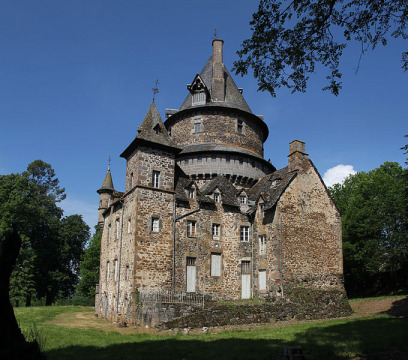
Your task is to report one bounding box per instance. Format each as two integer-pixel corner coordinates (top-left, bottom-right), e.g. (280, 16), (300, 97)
(186, 257), (196, 292)
(241, 261), (251, 299)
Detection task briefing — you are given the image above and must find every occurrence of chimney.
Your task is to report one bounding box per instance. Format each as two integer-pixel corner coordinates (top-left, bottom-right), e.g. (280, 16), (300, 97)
(288, 140), (308, 172)
(212, 39), (225, 102)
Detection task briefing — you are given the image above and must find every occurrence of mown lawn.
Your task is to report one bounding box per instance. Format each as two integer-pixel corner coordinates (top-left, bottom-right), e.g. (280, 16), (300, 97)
(14, 297), (408, 360)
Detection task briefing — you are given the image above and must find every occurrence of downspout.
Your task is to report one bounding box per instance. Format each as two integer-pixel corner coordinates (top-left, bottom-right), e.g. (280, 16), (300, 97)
(116, 198), (124, 314)
(279, 214), (284, 297)
(172, 200), (202, 290)
(251, 219), (254, 299)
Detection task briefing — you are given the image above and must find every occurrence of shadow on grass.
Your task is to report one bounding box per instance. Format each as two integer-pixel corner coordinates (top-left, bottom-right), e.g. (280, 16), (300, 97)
(45, 317), (408, 360)
(381, 297), (408, 318)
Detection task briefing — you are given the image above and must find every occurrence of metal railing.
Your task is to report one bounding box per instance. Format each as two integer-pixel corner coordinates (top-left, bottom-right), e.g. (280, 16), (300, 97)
(139, 290), (204, 308)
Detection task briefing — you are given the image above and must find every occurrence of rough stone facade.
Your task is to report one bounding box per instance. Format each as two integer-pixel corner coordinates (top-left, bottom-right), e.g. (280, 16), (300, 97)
(95, 39), (345, 325)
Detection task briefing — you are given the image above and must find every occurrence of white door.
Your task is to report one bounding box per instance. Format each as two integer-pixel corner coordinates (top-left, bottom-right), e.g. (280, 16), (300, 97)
(186, 257), (196, 292)
(241, 261), (251, 299)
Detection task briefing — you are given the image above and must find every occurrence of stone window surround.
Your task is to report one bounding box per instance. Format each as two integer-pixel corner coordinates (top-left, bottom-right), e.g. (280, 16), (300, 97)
(258, 269), (267, 291)
(210, 252), (222, 277)
(240, 225), (250, 242)
(127, 218), (131, 234)
(114, 259), (118, 282)
(150, 215), (161, 233)
(152, 170), (160, 188)
(239, 194), (247, 204)
(237, 118), (244, 135)
(259, 202), (265, 219)
(259, 234), (266, 255)
(192, 117), (203, 133)
(115, 218), (120, 240)
(187, 219), (197, 237)
(212, 223), (221, 238)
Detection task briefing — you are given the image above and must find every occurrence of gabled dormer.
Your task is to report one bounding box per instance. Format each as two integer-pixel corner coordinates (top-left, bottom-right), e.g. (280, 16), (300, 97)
(187, 74), (210, 106)
(237, 189), (248, 206)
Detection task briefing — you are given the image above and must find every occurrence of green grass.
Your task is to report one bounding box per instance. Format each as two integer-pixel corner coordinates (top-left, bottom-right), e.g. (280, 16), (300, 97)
(14, 301), (408, 360)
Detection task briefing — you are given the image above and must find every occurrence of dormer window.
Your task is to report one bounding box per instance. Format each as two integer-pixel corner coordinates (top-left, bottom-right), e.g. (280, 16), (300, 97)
(259, 203), (265, 218)
(188, 187), (195, 199)
(192, 91), (206, 105)
(154, 124), (161, 135)
(214, 192), (220, 203)
(240, 195), (247, 205)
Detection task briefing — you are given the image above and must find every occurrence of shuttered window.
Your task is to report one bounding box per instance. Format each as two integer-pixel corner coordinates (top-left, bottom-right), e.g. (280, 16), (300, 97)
(211, 253), (221, 277)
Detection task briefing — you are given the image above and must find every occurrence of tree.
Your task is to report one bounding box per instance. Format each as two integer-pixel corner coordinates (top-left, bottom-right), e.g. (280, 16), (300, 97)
(233, 0), (408, 96)
(0, 160), (90, 305)
(329, 162), (408, 296)
(76, 227), (101, 299)
(402, 134), (408, 164)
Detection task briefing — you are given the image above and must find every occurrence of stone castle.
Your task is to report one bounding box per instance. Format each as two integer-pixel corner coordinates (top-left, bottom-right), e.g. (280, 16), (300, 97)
(95, 39), (344, 323)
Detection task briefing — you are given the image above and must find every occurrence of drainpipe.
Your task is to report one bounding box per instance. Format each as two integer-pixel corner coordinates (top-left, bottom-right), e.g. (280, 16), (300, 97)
(251, 219), (254, 299)
(172, 200), (202, 290)
(116, 198), (124, 314)
(279, 214), (284, 297)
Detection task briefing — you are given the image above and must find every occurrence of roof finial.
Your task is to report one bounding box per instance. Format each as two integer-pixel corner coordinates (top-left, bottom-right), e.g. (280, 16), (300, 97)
(152, 79), (159, 102)
(213, 29), (218, 40)
(108, 155), (111, 171)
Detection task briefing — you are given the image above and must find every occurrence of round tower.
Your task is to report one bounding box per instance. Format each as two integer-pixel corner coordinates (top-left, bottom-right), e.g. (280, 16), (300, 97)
(165, 39), (274, 187)
(97, 165), (114, 228)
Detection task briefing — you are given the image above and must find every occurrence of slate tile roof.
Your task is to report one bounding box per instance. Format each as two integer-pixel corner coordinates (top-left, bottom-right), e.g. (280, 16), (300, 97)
(200, 175), (240, 207)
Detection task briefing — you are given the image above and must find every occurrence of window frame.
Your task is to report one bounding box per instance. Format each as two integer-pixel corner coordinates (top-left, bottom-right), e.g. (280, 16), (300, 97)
(187, 220), (196, 237)
(152, 217), (160, 232)
(259, 235), (266, 255)
(240, 226), (250, 242)
(211, 253), (222, 277)
(212, 223), (220, 238)
(152, 170), (160, 188)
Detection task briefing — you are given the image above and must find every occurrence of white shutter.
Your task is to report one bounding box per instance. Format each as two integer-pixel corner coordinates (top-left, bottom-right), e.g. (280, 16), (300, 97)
(211, 253), (221, 276)
(259, 269), (266, 290)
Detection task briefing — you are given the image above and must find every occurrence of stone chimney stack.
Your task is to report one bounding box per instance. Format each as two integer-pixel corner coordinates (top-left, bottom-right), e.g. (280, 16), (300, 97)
(288, 140), (308, 172)
(212, 39), (225, 102)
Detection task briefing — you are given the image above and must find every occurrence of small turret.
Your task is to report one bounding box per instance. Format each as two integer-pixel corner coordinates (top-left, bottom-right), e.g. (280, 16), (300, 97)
(97, 163), (115, 228)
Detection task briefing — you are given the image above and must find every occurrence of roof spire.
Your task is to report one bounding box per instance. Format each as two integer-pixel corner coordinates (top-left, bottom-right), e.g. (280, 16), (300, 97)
(97, 160), (115, 194)
(108, 155), (111, 171)
(213, 29), (218, 40)
(152, 79), (159, 102)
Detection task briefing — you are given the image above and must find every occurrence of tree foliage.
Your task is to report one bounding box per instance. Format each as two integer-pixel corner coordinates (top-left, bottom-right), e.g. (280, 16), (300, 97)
(0, 160), (90, 305)
(329, 162), (408, 296)
(234, 0), (408, 96)
(76, 227), (101, 299)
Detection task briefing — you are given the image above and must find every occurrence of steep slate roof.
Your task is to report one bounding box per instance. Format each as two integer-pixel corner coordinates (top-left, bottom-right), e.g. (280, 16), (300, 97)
(175, 166), (214, 204)
(200, 175), (239, 207)
(121, 101), (181, 158)
(179, 56), (252, 114)
(248, 167), (297, 211)
(97, 169), (114, 193)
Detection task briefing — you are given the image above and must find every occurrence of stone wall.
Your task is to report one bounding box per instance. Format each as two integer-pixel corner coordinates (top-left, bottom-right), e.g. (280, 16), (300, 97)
(168, 109), (265, 157)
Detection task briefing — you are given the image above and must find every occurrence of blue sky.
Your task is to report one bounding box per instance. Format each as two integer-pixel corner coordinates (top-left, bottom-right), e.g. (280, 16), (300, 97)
(1, 1), (406, 231)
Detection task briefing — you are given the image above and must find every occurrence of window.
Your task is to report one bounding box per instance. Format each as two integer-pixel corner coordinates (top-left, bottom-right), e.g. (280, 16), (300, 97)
(259, 235), (266, 255)
(240, 226), (250, 242)
(107, 224), (111, 244)
(211, 253), (222, 276)
(152, 218), (160, 232)
(152, 170), (160, 188)
(115, 219), (120, 240)
(127, 219), (131, 233)
(188, 188), (195, 199)
(99, 200), (102, 207)
(237, 119), (243, 134)
(194, 118), (202, 132)
(240, 195), (247, 205)
(239, 157), (244, 164)
(214, 192), (220, 203)
(259, 269), (266, 290)
(226, 156), (231, 163)
(168, 126), (172, 137)
(130, 172), (134, 187)
(114, 259), (118, 281)
(211, 156), (216, 162)
(153, 124), (161, 135)
(259, 203), (265, 218)
(185, 159), (189, 164)
(187, 220), (196, 237)
(125, 265), (130, 281)
(192, 91), (206, 105)
(197, 156), (202, 162)
(212, 224), (220, 238)
(106, 261), (110, 282)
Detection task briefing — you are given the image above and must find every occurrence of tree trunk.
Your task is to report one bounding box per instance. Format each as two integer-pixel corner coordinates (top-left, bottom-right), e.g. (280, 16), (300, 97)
(0, 226), (44, 359)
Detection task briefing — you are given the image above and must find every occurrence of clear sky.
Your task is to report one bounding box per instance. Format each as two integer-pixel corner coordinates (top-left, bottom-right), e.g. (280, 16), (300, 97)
(1, 0), (406, 231)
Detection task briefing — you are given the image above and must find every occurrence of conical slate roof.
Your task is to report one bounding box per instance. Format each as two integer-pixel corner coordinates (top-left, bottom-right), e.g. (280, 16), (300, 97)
(97, 168), (114, 193)
(120, 101), (181, 159)
(136, 100), (173, 146)
(179, 56), (252, 113)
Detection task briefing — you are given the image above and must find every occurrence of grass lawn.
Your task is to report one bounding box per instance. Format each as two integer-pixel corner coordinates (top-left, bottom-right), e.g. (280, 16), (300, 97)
(14, 296), (408, 360)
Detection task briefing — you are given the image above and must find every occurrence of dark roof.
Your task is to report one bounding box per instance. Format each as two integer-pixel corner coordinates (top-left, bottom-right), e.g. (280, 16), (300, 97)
(121, 101), (181, 158)
(97, 169), (114, 193)
(175, 166), (213, 203)
(200, 175), (239, 207)
(179, 56), (252, 114)
(248, 167), (296, 211)
(180, 144), (274, 167)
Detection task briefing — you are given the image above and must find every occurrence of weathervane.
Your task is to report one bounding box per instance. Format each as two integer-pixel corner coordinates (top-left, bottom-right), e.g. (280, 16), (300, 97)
(213, 29), (218, 39)
(108, 155), (111, 171)
(152, 79), (159, 101)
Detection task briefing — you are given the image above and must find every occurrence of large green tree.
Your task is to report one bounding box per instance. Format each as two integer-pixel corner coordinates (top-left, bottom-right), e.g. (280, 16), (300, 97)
(329, 162), (408, 296)
(76, 227), (101, 299)
(234, 0), (408, 96)
(0, 160), (90, 305)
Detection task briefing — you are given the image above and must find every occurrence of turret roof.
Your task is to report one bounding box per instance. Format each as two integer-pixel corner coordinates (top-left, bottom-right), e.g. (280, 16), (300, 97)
(179, 56), (253, 114)
(97, 168), (114, 193)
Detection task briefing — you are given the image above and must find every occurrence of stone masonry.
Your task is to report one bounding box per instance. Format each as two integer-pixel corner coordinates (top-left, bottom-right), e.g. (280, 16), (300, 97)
(95, 39), (345, 325)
